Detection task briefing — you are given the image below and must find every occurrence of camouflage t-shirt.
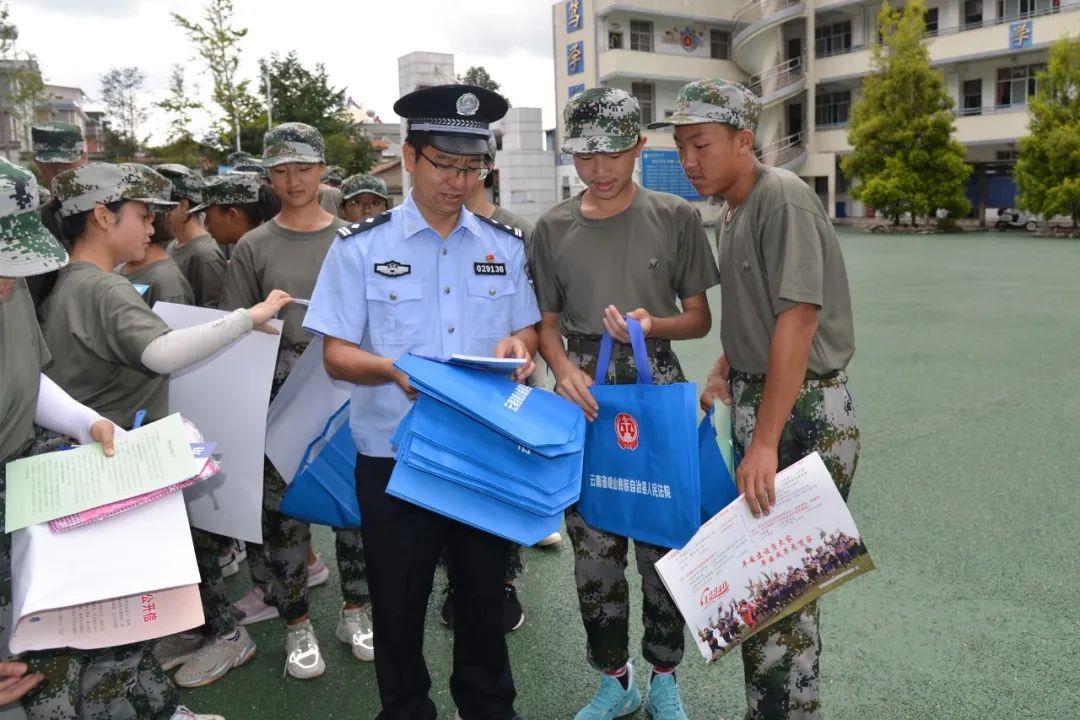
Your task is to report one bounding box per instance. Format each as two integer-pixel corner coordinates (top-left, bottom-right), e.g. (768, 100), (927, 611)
(118, 257), (195, 307)
(167, 234), (227, 308)
(0, 280), (51, 463)
(529, 185), (720, 336)
(41, 262), (171, 426)
(716, 166), (855, 375)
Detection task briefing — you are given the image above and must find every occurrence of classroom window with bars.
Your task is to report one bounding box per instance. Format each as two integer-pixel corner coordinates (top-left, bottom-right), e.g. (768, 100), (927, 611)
(996, 63), (1045, 106)
(630, 20), (654, 52)
(710, 29), (731, 59)
(631, 82), (655, 125)
(815, 21), (852, 57)
(996, 0), (1060, 19)
(815, 90), (851, 127)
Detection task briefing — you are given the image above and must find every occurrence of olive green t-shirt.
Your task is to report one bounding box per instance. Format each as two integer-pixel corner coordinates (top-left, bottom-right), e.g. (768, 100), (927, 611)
(319, 187), (343, 217)
(118, 257), (196, 308)
(490, 206), (534, 248)
(530, 186), (720, 336)
(219, 217), (348, 352)
(168, 234), (227, 308)
(1, 279), (51, 464)
(717, 166), (855, 375)
(40, 262), (171, 427)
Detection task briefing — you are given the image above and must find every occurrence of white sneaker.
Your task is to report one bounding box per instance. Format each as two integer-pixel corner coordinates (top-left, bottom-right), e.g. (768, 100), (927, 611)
(174, 627), (256, 688)
(307, 553), (329, 588)
(537, 531), (562, 547)
(169, 706), (224, 720)
(218, 541), (247, 578)
(335, 605), (374, 662)
(233, 585), (279, 626)
(284, 619), (325, 680)
(153, 631), (205, 671)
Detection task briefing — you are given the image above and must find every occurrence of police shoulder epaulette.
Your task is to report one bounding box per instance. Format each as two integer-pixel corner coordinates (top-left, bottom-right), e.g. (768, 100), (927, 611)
(475, 213), (524, 240)
(336, 211), (392, 239)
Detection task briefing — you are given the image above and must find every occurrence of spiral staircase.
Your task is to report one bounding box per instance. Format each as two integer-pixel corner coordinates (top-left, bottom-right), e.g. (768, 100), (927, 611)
(732, 0), (809, 172)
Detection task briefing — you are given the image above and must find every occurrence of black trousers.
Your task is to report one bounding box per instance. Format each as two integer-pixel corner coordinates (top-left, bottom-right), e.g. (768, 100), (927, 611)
(355, 454), (517, 720)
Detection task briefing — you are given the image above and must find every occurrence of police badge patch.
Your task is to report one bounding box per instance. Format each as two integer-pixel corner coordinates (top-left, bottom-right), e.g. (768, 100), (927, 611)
(374, 260), (411, 277)
(456, 92), (480, 116)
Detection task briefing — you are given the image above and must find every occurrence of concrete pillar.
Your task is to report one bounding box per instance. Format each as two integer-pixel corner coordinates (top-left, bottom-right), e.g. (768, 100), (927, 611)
(827, 169), (837, 221)
(805, 6), (816, 152)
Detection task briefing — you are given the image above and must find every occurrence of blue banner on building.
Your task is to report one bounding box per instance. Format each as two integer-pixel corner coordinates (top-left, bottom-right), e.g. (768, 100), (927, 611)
(567, 41), (584, 75)
(569, 83), (585, 98)
(1009, 21), (1033, 49)
(566, 0), (583, 33)
(640, 149), (703, 202)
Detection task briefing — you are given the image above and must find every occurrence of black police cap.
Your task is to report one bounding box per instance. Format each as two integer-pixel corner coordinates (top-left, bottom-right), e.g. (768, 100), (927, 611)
(394, 84), (509, 156)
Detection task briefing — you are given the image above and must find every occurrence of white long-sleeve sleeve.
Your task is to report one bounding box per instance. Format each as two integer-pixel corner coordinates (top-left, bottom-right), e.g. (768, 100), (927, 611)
(140, 309), (254, 375)
(34, 373), (109, 445)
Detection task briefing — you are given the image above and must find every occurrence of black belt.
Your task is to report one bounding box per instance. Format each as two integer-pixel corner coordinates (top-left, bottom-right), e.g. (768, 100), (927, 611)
(730, 368), (845, 384)
(565, 334), (672, 356)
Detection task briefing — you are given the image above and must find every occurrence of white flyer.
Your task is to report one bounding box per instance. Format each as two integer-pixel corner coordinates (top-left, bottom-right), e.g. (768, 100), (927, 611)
(655, 452), (874, 662)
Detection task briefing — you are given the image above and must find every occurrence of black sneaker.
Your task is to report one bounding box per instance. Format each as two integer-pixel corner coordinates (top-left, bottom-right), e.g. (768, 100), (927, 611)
(441, 584), (455, 628)
(503, 584), (525, 633)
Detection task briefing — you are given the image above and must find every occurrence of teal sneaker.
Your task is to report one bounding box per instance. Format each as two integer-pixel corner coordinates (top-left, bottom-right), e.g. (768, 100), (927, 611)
(574, 662), (642, 720)
(644, 673), (688, 720)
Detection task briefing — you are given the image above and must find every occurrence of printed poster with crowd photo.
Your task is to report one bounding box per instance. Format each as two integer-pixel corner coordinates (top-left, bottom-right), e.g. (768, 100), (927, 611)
(655, 452), (874, 662)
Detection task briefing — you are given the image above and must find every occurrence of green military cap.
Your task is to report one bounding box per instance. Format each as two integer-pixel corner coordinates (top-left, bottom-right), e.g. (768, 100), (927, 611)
(341, 173), (389, 202)
(262, 122), (325, 167)
(190, 172), (263, 213)
(321, 165), (347, 184)
(647, 78), (761, 133)
(155, 163), (204, 205)
(0, 158), (68, 277)
(227, 150), (255, 166)
(53, 163), (177, 219)
(562, 87), (641, 155)
(31, 122), (86, 164)
(230, 161), (267, 178)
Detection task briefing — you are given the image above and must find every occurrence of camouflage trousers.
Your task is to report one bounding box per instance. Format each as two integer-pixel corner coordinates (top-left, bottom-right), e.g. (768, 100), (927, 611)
(21, 643), (177, 720)
(731, 372), (860, 720)
(192, 528), (237, 637)
(564, 346), (688, 672)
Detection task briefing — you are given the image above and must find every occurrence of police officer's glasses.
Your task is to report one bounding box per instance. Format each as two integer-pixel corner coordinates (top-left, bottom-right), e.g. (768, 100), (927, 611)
(419, 151), (489, 181)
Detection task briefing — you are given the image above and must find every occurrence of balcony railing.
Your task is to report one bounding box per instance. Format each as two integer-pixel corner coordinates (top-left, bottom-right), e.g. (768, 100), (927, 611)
(747, 55), (805, 98)
(734, 0), (802, 27)
(757, 130), (804, 167)
(955, 102), (1030, 116)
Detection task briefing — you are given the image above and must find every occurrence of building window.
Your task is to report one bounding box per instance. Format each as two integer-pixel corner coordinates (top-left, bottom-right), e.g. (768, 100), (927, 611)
(997, 0), (1059, 20)
(924, 7), (939, 35)
(609, 32), (623, 49)
(632, 82), (655, 125)
(964, 0), (984, 27)
(996, 63), (1045, 106)
(710, 29), (731, 60)
(963, 79), (983, 115)
(996, 149), (1021, 161)
(630, 20), (653, 52)
(815, 21), (852, 58)
(815, 90), (851, 127)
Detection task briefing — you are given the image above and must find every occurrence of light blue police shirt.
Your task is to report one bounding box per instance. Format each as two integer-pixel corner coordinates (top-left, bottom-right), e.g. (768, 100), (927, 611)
(303, 193), (541, 458)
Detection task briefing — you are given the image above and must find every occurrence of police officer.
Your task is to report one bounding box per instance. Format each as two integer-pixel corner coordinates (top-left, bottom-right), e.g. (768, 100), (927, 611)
(304, 84), (537, 720)
(340, 173), (392, 222)
(157, 164), (227, 309)
(529, 87), (720, 720)
(658, 79), (860, 720)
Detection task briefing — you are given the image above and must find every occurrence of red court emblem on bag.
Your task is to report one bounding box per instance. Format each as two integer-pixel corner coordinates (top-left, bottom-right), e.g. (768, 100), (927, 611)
(615, 413), (639, 451)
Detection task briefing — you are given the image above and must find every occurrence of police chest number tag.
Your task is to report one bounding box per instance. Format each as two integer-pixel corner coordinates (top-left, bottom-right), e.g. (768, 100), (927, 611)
(375, 260), (411, 278)
(474, 262), (507, 276)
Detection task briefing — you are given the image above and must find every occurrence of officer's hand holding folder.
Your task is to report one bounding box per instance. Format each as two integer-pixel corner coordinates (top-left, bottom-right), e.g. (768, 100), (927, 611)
(387, 354), (585, 546)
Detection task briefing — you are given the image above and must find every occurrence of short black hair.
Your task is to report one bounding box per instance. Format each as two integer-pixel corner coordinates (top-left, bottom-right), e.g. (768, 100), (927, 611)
(60, 200), (126, 244)
(220, 184), (280, 227)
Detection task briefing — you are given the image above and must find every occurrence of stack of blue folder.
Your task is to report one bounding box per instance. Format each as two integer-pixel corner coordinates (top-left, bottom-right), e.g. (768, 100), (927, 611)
(388, 355), (585, 546)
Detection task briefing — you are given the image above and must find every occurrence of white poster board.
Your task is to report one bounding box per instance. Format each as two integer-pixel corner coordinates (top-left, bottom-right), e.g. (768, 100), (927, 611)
(10, 493), (203, 653)
(154, 302), (282, 543)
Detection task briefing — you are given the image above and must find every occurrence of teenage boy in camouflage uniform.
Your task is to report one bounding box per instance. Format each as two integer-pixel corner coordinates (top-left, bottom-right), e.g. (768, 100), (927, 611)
(530, 87), (720, 720)
(654, 78), (860, 720)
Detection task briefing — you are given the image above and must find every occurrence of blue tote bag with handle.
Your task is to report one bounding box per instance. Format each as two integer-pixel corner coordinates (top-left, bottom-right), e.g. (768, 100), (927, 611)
(699, 406), (739, 523)
(578, 318), (700, 549)
(280, 402), (361, 528)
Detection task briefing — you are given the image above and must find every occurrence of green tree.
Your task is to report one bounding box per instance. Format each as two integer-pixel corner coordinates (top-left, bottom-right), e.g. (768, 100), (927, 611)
(1015, 36), (1080, 229)
(842, 0), (970, 225)
(0, 3), (46, 151)
(156, 64), (203, 145)
(459, 66), (509, 105)
(100, 66), (147, 156)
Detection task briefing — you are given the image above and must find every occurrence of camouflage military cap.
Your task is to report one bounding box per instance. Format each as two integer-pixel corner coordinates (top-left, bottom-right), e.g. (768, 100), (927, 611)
(0, 158), (67, 277)
(341, 173), (389, 201)
(31, 122), (86, 164)
(321, 165), (347, 184)
(53, 163), (177, 219)
(227, 150), (255, 167)
(190, 172), (262, 212)
(155, 163), (204, 204)
(647, 79), (761, 132)
(263, 122), (325, 167)
(485, 134), (497, 163)
(231, 160), (267, 178)
(561, 87), (641, 155)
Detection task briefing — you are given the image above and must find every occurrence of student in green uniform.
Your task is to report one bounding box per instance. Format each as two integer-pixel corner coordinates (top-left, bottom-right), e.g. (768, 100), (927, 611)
(118, 213), (196, 307)
(32, 162), (293, 709)
(339, 173), (391, 223)
(158, 164), (227, 309)
(530, 87), (720, 720)
(661, 78), (860, 720)
(221, 122), (374, 677)
(199, 173), (280, 260)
